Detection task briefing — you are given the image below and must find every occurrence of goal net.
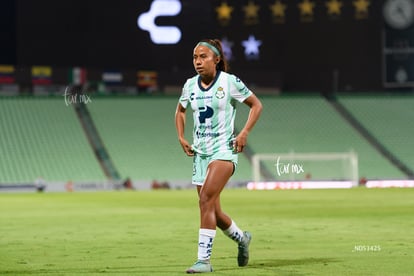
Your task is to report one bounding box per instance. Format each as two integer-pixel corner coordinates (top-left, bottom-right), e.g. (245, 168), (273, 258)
(248, 152), (358, 189)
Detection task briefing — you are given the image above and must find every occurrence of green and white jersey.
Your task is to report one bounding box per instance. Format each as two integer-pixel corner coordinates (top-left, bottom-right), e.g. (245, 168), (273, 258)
(179, 71), (252, 156)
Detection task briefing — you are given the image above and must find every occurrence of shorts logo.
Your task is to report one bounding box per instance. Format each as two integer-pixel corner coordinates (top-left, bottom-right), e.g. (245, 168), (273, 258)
(215, 87), (225, 99)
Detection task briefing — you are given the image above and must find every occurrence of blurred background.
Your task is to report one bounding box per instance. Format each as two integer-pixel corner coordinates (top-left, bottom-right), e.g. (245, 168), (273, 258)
(0, 0), (413, 191)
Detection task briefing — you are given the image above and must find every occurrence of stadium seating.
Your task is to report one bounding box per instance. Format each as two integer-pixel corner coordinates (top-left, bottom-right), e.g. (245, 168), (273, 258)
(0, 94), (409, 185)
(234, 95), (406, 180)
(0, 98), (106, 183)
(87, 97), (254, 183)
(338, 94), (414, 176)
(88, 97), (200, 182)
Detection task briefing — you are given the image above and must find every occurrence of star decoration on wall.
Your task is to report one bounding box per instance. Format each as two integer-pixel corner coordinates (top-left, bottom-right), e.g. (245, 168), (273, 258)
(243, 1), (260, 25)
(353, 0), (370, 19)
(298, 0), (315, 16)
(216, 2), (234, 23)
(241, 35), (262, 60)
(326, 0), (342, 16)
(243, 1), (260, 18)
(269, 0), (287, 23)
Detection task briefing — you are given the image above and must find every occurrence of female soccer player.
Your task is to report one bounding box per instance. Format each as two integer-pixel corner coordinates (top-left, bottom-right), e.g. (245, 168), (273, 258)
(175, 38), (262, 273)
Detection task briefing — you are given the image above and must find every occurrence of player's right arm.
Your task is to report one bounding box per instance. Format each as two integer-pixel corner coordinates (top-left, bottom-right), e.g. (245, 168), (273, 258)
(175, 102), (194, 157)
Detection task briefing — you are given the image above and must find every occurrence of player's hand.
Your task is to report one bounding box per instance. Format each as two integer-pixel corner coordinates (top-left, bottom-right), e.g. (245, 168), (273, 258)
(179, 138), (194, 156)
(234, 133), (248, 153)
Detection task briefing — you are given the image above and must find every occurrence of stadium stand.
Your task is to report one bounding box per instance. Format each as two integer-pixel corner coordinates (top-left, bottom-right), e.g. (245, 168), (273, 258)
(87, 97), (189, 182)
(88, 95), (406, 183)
(0, 95), (409, 187)
(234, 95), (406, 180)
(338, 94), (414, 177)
(87, 97), (253, 183)
(0, 98), (106, 183)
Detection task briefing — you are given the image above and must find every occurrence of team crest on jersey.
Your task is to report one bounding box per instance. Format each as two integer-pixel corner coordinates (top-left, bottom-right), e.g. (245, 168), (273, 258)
(215, 87), (225, 99)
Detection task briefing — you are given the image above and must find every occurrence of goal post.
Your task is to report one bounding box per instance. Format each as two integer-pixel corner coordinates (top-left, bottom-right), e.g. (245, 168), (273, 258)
(250, 151), (359, 189)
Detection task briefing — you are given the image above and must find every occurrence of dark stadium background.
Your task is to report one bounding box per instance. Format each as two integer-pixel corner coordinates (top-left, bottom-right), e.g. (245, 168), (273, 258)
(1, 0), (412, 92)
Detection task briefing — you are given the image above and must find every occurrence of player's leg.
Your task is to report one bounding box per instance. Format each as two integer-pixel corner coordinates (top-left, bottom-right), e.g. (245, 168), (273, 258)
(199, 160), (252, 267)
(214, 195), (232, 230)
(214, 192), (252, 267)
(186, 160), (233, 273)
(199, 160), (234, 228)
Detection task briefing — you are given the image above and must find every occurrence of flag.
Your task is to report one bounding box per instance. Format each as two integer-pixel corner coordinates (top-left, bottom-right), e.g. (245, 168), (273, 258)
(69, 67), (87, 85)
(0, 65), (15, 84)
(32, 66), (52, 85)
(102, 70), (123, 85)
(137, 70), (157, 88)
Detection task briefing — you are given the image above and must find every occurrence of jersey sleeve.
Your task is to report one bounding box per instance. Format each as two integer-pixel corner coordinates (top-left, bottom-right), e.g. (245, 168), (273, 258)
(178, 79), (190, 108)
(229, 74), (253, 103)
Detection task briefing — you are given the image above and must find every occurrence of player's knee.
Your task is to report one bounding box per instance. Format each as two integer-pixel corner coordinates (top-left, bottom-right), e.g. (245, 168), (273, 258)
(198, 194), (215, 212)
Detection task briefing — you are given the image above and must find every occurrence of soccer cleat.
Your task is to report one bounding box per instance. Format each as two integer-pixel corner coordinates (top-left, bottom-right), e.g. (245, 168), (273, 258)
(186, 260), (213, 274)
(237, 231), (251, 267)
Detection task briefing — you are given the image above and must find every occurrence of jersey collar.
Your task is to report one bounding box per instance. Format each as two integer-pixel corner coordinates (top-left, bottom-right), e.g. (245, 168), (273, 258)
(198, 71), (221, 91)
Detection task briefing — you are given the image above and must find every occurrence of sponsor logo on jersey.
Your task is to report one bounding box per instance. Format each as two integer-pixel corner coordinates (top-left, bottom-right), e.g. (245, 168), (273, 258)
(195, 95), (213, 100)
(196, 130), (220, 138)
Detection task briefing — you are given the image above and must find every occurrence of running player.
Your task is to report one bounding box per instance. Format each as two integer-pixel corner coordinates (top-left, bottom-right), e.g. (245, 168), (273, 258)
(175, 38), (262, 273)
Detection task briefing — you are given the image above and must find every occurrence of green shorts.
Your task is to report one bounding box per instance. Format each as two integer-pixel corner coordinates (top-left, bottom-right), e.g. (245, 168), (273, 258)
(192, 151), (238, 186)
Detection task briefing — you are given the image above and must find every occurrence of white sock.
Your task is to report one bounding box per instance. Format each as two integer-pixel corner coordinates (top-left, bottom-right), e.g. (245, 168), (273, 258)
(223, 220), (244, 243)
(197, 228), (216, 261)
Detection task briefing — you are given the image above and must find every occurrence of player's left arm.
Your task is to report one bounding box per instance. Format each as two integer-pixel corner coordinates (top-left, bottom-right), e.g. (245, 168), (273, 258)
(234, 94), (263, 153)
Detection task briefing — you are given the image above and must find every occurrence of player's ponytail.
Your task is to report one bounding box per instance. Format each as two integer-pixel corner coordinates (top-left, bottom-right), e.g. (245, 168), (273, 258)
(212, 39), (229, 73)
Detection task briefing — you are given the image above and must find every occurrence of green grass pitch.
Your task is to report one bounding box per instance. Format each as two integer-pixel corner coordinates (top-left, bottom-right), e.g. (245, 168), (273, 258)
(0, 188), (413, 275)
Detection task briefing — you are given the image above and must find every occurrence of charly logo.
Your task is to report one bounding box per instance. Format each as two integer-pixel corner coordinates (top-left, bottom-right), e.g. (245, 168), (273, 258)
(137, 0), (182, 44)
(215, 87), (225, 99)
